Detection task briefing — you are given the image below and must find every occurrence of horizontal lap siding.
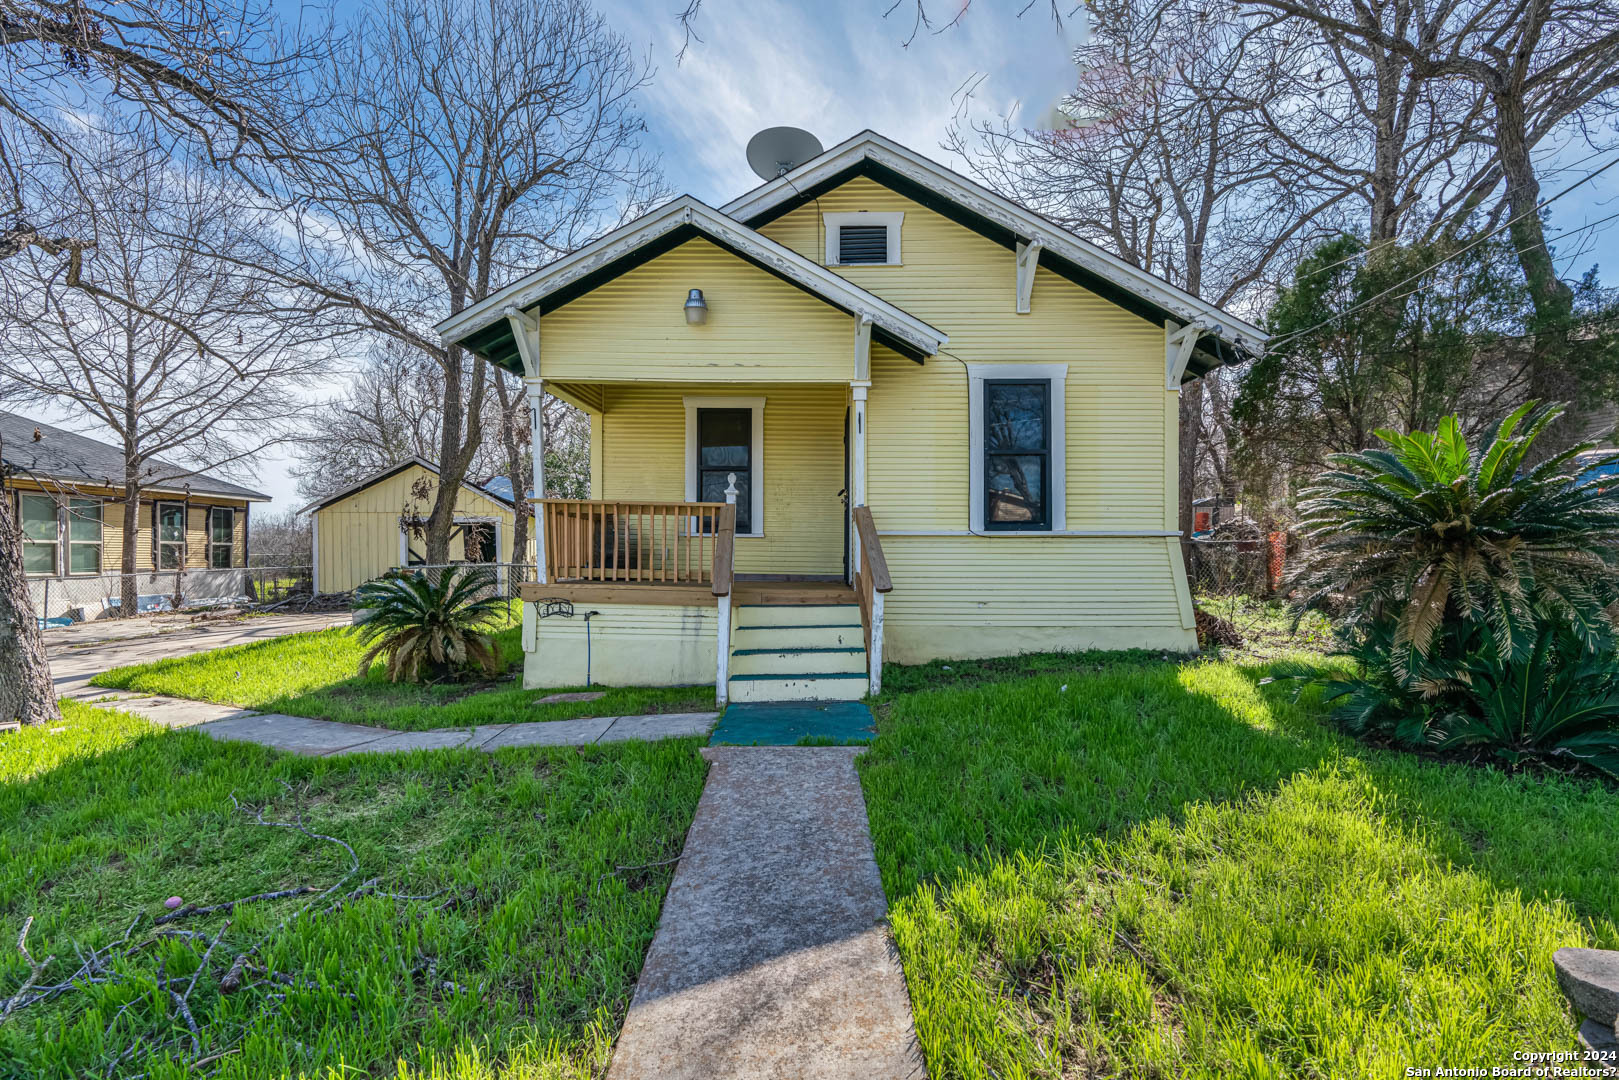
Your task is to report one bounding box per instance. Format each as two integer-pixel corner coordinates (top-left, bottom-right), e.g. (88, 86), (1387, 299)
(598, 384), (846, 575)
(539, 239), (854, 383)
(8, 478), (251, 575)
(762, 177), (1174, 533)
(526, 602), (716, 688)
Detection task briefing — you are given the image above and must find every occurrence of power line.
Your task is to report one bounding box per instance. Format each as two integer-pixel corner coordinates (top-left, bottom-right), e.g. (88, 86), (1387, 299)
(1265, 153), (1619, 354)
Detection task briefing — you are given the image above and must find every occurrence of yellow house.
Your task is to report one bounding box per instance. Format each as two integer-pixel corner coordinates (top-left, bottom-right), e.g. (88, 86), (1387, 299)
(304, 458), (533, 594)
(435, 132), (1266, 702)
(2, 410), (265, 622)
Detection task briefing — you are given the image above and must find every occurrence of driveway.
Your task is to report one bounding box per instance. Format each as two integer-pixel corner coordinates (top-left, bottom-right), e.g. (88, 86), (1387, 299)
(48, 612), (350, 698)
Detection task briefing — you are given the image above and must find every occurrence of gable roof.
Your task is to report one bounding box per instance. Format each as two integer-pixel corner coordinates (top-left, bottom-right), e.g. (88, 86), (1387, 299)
(0, 411), (269, 501)
(299, 457), (522, 516)
(721, 131), (1267, 378)
(437, 196), (949, 371)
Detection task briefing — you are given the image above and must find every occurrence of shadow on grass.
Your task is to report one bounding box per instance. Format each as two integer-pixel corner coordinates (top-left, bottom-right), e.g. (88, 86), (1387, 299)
(858, 649), (1619, 1077)
(0, 702), (708, 1080)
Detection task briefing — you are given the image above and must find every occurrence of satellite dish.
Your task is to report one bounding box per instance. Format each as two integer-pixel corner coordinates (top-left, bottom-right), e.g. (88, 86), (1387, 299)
(746, 127), (823, 181)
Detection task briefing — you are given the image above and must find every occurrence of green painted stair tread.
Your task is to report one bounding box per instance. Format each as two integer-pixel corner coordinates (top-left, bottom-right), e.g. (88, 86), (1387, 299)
(728, 671), (869, 681)
(731, 646), (866, 656)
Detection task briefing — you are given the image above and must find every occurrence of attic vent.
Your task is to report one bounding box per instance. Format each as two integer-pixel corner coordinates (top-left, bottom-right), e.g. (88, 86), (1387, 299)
(837, 225), (889, 264)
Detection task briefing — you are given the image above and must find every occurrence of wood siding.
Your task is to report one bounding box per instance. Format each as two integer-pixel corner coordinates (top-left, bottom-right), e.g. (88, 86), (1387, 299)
(595, 384), (847, 576)
(313, 464), (531, 593)
(537, 238), (857, 383)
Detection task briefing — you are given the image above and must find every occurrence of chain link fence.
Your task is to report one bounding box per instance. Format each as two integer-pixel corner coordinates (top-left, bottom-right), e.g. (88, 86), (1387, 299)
(28, 565), (314, 627)
(1185, 536), (1290, 598)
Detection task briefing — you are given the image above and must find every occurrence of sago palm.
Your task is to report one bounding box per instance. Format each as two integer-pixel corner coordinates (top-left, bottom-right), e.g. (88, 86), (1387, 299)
(352, 567), (506, 683)
(1291, 401), (1619, 668)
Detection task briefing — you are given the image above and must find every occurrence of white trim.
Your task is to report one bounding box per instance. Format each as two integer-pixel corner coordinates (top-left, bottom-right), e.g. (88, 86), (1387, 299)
(722, 132), (1266, 352)
(1015, 238), (1043, 314)
(823, 211), (903, 266)
(880, 529), (1180, 538)
(683, 396), (766, 536)
(435, 196), (947, 359)
(966, 363), (1067, 533)
(398, 525), (410, 567)
(311, 514), (320, 594)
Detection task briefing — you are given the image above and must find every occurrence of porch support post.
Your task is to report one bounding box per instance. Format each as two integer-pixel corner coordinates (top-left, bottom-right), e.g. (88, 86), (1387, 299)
(525, 376), (547, 584)
(716, 475), (738, 705)
(850, 382), (869, 574)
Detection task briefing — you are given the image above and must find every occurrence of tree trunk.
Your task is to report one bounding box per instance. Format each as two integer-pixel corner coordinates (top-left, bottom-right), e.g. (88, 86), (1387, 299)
(1, 486), (62, 726)
(493, 375), (530, 579)
(1496, 93), (1575, 335)
(120, 482), (141, 615)
(1178, 378), (1202, 539)
(424, 347), (484, 565)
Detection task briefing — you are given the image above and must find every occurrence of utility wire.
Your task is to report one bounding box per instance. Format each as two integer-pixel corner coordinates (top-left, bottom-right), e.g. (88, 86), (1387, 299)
(1265, 153), (1619, 354)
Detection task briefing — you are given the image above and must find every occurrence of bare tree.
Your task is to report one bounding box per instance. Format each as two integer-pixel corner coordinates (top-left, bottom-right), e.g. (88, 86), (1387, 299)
(0, 424), (58, 726)
(0, 130), (332, 613)
(254, 0), (662, 565)
(247, 506), (312, 567)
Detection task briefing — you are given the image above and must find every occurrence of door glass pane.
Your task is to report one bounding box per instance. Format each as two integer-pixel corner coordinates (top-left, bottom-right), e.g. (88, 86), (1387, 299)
(987, 454), (1046, 525)
(20, 494), (56, 541)
(698, 410), (751, 468)
(68, 499), (101, 541)
(23, 544), (55, 574)
(985, 383), (1048, 453)
(70, 543), (100, 574)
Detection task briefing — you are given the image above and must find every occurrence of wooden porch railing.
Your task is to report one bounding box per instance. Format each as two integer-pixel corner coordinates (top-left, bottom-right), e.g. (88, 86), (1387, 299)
(539, 499), (729, 584)
(853, 505), (892, 694)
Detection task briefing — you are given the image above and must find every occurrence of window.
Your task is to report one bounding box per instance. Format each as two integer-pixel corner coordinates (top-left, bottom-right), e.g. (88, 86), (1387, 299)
(209, 507), (235, 569)
(967, 364), (1067, 533)
(684, 396), (765, 536)
(823, 212), (903, 266)
(983, 381), (1051, 530)
(67, 499), (102, 574)
(458, 520), (496, 563)
(698, 409), (754, 534)
(19, 494), (58, 576)
(157, 503), (186, 569)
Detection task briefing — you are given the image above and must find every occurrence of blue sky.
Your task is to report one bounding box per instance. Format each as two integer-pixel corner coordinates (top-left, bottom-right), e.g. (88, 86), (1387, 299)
(35, 0), (1619, 515)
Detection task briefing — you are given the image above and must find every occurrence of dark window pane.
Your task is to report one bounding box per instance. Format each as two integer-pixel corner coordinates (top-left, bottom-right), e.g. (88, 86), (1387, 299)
(698, 410), (750, 467)
(986, 383), (1048, 453)
(210, 545), (232, 569)
(987, 454), (1046, 525)
(159, 505), (184, 543)
(700, 470), (751, 533)
(159, 543), (182, 569)
(838, 225), (888, 264)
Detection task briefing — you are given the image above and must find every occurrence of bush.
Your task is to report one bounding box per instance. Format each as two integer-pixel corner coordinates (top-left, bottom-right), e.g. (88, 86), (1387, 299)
(1296, 402), (1619, 778)
(351, 567), (505, 683)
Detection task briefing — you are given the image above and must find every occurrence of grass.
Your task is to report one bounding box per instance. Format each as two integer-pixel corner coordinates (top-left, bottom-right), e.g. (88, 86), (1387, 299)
(89, 624), (716, 731)
(0, 700), (707, 1079)
(860, 649), (1619, 1078)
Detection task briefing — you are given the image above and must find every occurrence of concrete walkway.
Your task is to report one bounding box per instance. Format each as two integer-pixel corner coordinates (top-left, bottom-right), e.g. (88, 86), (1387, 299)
(67, 689), (718, 756)
(608, 746), (925, 1080)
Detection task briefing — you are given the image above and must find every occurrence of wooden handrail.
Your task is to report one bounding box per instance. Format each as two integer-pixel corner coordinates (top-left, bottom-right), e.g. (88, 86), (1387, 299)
(536, 498), (727, 585)
(852, 506), (891, 593)
(711, 502), (737, 597)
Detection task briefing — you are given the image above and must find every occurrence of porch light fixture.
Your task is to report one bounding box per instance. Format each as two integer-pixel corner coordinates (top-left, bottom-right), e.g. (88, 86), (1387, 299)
(684, 288), (708, 325)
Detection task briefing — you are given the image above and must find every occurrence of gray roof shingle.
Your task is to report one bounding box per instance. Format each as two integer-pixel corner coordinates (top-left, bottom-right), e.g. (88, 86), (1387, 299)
(0, 411), (270, 501)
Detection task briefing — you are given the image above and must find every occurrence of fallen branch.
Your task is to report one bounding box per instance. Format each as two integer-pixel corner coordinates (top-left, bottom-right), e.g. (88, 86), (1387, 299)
(155, 888), (318, 925)
(1, 917), (54, 1021)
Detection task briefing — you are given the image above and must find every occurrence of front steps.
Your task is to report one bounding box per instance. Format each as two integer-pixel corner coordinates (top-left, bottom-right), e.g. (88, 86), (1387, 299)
(727, 603), (868, 702)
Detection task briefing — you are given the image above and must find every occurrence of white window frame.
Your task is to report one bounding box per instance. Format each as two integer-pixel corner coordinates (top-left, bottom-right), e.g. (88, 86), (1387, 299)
(18, 492), (60, 577)
(967, 363), (1067, 533)
(822, 211), (904, 266)
(155, 501), (187, 570)
(66, 497), (103, 576)
(683, 396), (766, 537)
(208, 506), (235, 569)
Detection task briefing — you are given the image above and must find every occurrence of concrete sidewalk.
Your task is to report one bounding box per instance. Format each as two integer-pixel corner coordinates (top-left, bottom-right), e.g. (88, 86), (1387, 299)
(68, 689), (718, 756)
(607, 746), (925, 1080)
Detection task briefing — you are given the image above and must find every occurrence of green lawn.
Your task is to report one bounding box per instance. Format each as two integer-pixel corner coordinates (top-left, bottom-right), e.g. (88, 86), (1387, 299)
(860, 650), (1619, 1078)
(89, 624), (716, 731)
(0, 701), (707, 1079)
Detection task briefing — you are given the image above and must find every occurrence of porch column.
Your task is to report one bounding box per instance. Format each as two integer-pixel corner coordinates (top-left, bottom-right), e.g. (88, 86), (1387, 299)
(525, 376), (547, 584)
(850, 382), (869, 573)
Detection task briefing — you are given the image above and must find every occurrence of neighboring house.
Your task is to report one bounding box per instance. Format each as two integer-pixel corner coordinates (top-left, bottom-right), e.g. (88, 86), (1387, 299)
(303, 458), (534, 594)
(1192, 495), (1239, 536)
(436, 131), (1265, 702)
(1, 410), (268, 620)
